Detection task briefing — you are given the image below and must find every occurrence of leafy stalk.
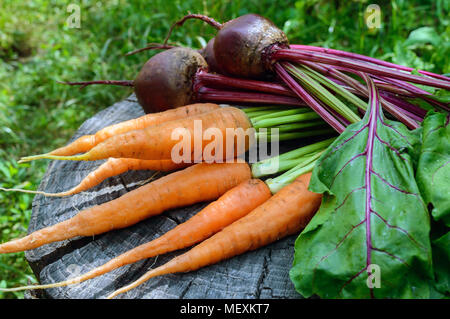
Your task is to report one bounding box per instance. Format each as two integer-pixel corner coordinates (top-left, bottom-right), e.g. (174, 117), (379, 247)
(196, 70), (296, 97)
(255, 128), (334, 141)
(275, 120), (326, 132)
(241, 105), (290, 113)
(251, 111), (320, 129)
(251, 138), (335, 178)
(296, 64), (368, 113)
(250, 108), (311, 122)
(265, 156), (319, 194)
(273, 49), (450, 90)
(289, 44), (450, 82)
(274, 63), (346, 133)
(302, 63), (421, 129)
(195, 87), (302, 106)
(283, 63), (361, 123)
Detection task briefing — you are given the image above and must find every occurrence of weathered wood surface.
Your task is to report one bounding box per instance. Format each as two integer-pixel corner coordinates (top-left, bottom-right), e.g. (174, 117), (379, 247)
(26, 95), (303, 299)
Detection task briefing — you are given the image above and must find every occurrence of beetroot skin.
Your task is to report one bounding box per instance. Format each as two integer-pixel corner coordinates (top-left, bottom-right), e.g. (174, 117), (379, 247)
(134, 47), (208, 113)
(213, 14), (289, 79)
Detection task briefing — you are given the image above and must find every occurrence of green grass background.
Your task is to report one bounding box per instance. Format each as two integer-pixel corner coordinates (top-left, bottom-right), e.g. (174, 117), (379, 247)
(0, 0), (448, 299)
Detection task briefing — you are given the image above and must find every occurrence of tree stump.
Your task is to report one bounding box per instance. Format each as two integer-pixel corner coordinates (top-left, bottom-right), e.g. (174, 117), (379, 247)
(25, 95), (303, 299)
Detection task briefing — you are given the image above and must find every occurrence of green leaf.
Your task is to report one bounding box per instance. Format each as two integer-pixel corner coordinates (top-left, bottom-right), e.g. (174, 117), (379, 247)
(426, 90), (450, 104)
(405, 27), (442, 47)
(431, 231), (450, 295)
(290, 77), (433, 298)
(416, 111), (450, 227)
(392, 42), (434, 72)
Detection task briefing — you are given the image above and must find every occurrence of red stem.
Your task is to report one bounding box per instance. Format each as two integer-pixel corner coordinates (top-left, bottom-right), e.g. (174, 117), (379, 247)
(373, 75), (449, 112)
(275, 62), (346, 133)
(336, 70), (419, 129)
(195, 70), (296, 97)
(300, 62), (424, 126)
(164, 14), (222, 45)
(58, 80), (134, 89)
(301, 61), (414, 97)
(290, 44), (450, 82)
(124, 43), (176, 56)
(195, 87), (305, 106)
(380, 93), (425, 121)
(272, 49), (450, 90)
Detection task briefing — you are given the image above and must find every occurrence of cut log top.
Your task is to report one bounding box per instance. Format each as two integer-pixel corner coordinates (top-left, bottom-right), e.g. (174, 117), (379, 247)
(26, 95), (302, 299)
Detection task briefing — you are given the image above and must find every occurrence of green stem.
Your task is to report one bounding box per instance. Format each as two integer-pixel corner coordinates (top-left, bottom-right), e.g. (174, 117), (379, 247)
(299, 65), (368, 111)
(256, 128), (335, 141)
(242, 106), (288, 113)
(252, 151), (321, 178)
(284, 63), (361, 123)
(245, 110), (277, 118)
(275, 120), (326, 132)
(252, 112), (321, 129)
(275, 137), (335, 162)
(252, 137), (334, 178)
(250, 108), (311, 122)
(265, 159), (318, 194)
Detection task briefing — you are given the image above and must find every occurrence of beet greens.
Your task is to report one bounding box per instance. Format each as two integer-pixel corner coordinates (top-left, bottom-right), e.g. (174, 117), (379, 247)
(416, 112), (450, 227)
(290, 75), (434, 298)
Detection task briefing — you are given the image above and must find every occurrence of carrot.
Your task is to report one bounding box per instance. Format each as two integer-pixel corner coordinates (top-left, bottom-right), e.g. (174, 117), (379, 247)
(19, 103), (220, 161)
(0, 179), (271, 292)
(107, 172), (321, 299)
(18, 106), (253, 163)
(0, 162), (251, 254)
(0, 158), (190, 197)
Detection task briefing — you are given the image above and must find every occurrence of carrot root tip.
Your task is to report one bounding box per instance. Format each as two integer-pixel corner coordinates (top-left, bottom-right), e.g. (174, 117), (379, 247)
(18, 154), (49, 163)
(20, 154), (87, 162)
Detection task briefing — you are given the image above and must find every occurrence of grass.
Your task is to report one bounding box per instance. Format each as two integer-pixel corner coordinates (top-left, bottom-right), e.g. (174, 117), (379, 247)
(0, 0), (448, 299)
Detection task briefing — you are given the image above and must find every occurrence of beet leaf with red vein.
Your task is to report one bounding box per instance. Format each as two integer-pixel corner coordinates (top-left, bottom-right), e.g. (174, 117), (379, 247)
(290, 75), (433, 298)
(416, 111), (450, 227)
(431, 231), (450, 295)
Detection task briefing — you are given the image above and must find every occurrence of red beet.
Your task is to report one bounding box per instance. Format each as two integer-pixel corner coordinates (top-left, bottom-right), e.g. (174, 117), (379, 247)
(134, 47), (208, 113)
(198, 38), (227, 75)
(213, 14), (289, 79)
(63, 47), (208, 114)
(160, 13), (288, 78)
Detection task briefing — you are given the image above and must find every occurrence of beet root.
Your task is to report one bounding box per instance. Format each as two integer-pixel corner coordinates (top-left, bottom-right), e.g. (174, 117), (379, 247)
(134, 47), (208, 113)
(213, 14), (289, 79)
(199, 38), (227, 75)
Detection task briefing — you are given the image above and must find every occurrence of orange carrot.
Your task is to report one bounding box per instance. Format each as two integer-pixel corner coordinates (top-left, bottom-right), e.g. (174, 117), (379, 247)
(0, 162), (251, 254)
(0, 179), (270, 292)
(20, 103), (219, 161)
(18, 106), (253, 163)
(107, 173), (321, 298)
(0, 158), (190, 197)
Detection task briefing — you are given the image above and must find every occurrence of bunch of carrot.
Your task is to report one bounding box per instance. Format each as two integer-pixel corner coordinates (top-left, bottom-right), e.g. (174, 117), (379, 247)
(0, 13), (361, 298)
(0, 98), (327, 298)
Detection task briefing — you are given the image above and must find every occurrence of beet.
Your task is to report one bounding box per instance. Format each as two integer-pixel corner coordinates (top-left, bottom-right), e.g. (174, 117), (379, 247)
(198, 38), (226, 75)
(62, 24), (303, 113)
(213, 14), (288, 79)
(159, 13), (287, 78)
(134, 47), (208, 113)
(63, 47), (208, 114)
